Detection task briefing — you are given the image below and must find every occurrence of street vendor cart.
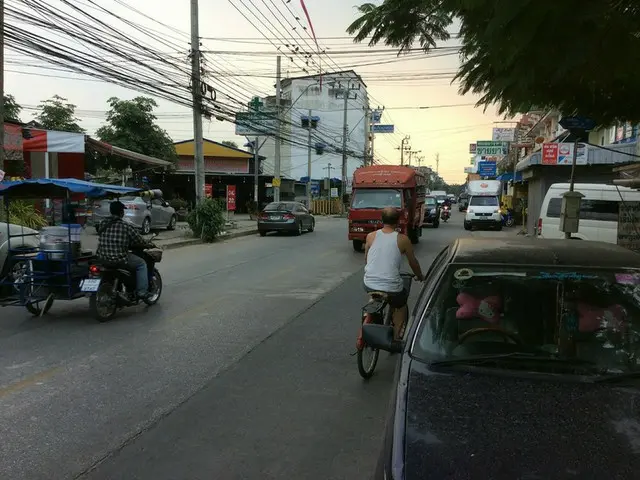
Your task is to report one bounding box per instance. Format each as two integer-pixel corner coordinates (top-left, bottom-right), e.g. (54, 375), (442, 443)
(0, 178), (146, 316)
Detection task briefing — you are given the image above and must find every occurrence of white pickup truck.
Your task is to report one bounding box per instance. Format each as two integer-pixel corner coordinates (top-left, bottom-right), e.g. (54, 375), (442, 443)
(0, 222), (39, 279)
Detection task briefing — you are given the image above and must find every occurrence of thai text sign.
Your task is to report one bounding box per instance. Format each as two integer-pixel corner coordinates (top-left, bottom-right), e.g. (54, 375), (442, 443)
(542, 143), (588, 166)
(226, 185), (237, 211)
(475, 141), (509, 156)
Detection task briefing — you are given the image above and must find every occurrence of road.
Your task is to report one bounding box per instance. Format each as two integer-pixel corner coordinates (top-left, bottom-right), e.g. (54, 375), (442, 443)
(0, 212), (509, 479)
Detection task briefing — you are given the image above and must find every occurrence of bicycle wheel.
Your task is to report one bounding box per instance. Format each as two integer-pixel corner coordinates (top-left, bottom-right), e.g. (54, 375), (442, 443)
(357, 310), (383, 379)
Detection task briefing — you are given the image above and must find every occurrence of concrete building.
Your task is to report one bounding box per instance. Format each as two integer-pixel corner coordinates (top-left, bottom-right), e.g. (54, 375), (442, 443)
(258, 70), (369, 195)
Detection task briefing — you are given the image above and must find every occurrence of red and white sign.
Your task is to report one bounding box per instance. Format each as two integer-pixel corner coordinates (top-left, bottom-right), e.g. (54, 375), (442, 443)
(23, 129), (85, 153)
(542, 143), (558, 165)
(204, 184), (213, 198)
(542, 142), (588, 166)
(226, 185), (237, 211)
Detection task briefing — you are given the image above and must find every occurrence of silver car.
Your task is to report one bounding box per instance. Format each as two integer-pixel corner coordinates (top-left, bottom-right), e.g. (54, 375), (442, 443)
(92, 196), (177, 234)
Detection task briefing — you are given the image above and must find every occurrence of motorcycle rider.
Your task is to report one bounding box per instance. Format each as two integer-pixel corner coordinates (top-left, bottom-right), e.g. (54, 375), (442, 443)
(363, 207), (424, 340)
(96, 201), (154, 300)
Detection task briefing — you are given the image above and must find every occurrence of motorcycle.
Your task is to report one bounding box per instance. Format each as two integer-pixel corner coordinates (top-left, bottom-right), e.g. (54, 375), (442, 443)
(501, 208), (515, 227)
(81, 234), (163, 322)
(441, 205), (451, 222)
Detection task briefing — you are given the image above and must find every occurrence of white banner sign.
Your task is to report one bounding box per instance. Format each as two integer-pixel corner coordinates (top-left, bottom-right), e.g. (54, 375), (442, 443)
(492, 128), (516, 142)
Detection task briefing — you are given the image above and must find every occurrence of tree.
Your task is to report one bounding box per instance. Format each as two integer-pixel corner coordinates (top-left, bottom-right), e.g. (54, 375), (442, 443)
(220, 140), (239, 149)
(347, 1), (640, 124)
(4, 94), (22, 122)
(35, 95), (84, 132)
(95, 96), (178, 171)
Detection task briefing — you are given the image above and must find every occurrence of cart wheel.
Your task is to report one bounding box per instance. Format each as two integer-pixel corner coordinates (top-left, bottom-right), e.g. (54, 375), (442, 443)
(89, 281), (118, 322)
(25, 295), (54, 317)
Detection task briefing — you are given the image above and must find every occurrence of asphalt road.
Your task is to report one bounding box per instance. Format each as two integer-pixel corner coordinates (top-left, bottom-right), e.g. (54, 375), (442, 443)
(0, 212), (510, 479)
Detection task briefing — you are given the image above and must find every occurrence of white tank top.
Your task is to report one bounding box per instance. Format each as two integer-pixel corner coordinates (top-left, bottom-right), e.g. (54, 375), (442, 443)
(364, 230), (404, 292)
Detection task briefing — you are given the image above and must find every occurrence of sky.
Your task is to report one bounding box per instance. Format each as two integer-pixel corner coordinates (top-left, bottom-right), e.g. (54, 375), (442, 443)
(5, 0), (506, 184)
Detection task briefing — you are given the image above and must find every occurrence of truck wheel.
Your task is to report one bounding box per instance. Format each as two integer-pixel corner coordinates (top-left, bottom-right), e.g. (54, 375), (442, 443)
(464, 222), (471, 231)
(353, 240), (364, 252)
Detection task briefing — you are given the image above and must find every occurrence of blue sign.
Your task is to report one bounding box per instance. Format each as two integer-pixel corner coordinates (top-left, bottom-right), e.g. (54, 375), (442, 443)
(559, 116), (596, 132)
(371, 110), (383, 123)
(372, 124), (395, 134)
(310, 182), (320, 196)
(477, 161), (497, 177)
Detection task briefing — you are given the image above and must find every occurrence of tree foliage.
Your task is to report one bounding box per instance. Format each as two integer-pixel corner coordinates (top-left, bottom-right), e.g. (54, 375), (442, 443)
(187, 198), (226, 242)
(220, 140), (239, 149)
(347, 1), (640, 123)
(36, 95), (84, 132)
(96, 96), (178, 171)
(4, 94), (22, 122)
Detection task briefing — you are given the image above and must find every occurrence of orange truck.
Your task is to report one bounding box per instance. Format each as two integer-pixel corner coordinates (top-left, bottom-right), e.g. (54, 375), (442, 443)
(348, 165), (427, 251)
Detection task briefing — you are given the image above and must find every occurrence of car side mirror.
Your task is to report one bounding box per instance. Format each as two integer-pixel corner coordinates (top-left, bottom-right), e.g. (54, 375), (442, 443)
(362, 324), (403, 354)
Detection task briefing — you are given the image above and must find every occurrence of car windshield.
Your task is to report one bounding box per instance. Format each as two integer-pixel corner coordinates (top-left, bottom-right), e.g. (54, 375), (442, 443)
(351, 188), (402, 209)
(426, 197), (436, 206)
(412, 266), (640, 376)
(469, 196), (499, 207)
(436, 196), (447, 203)
(264, 202), (296, 211)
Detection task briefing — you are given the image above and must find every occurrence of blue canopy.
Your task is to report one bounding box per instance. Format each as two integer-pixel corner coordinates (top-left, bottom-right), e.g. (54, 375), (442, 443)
(0, 178), (145, 198)
(495, 172), (523, 182)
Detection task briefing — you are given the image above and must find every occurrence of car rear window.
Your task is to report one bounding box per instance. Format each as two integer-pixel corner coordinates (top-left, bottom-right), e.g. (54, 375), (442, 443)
(426, 198), (436, 206)
(264, 202), (296, 211)
(469, 196), (498, 207)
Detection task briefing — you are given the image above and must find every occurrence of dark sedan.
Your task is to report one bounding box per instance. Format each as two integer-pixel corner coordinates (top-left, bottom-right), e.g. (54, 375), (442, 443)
(257, 201), (315, 236)
(364, 237), (640, 479)
(423, 195), (440, 228)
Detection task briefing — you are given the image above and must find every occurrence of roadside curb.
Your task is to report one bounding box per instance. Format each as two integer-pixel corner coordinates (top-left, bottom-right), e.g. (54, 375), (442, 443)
(158, 228), (259, 250)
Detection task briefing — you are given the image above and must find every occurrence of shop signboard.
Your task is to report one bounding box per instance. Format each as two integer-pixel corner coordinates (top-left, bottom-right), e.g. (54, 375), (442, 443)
(477, 161), (497, 177)
(542, 143), (588, 166)
(492, 128), (515, 142)
(235, 110), (278, 136)
(469, 143), (476, 154)
(226, 185), (237, 211)
(204, 184), (213, 198)
(475, 140), (509, 156)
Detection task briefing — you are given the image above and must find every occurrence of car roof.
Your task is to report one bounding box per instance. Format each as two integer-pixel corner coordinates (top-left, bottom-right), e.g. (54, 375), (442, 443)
(449, 237), (640, 269)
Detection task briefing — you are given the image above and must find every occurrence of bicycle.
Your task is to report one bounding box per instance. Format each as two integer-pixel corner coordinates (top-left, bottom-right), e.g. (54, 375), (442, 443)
(356, 273), (416, 379)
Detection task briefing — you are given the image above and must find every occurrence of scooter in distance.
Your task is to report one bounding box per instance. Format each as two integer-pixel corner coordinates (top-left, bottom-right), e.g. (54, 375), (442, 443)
(441, 205), (451, 222)
(501, 207), (515, 227)
(81, 234), (163, 322)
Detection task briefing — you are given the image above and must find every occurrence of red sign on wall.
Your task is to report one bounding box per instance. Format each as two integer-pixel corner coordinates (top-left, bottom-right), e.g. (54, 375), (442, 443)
(542, 143), (558, 165)
(226, 185), (237, 211)
(204, 184), (213, 198)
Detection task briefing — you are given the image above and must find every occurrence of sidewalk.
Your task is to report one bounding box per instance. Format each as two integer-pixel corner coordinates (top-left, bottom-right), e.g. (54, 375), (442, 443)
(81, 214), (259, 252)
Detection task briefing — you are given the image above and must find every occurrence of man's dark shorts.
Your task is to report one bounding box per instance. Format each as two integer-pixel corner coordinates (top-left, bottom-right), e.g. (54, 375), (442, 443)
(363, 283), (409, 308)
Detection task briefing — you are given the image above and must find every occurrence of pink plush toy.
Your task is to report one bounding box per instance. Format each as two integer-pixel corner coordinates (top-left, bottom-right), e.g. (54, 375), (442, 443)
(576, 303), (627, 332)
(456, 293), (502, 323)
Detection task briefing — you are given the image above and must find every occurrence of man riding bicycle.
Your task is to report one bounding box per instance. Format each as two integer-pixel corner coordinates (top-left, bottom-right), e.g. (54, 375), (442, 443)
(363, 207), (424, 340)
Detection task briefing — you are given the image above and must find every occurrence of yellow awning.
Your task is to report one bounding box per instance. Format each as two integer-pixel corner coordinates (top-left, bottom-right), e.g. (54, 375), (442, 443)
(174, 139), (252, 159)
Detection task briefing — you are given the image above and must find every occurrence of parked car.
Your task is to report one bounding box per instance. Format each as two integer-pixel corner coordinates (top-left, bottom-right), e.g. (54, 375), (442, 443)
(363, 237), (640, 479)
(92, 196), (177, 234)
(423, 195), (440, 228)
(257, 201), (315, 236)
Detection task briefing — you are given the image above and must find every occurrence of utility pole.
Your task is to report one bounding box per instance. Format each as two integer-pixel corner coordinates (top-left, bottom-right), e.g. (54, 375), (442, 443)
(253, 136), (259, 204)
(0, 0), (6, 176)
(398, 136), (410, 165)
(435, 153), (440, 174)
(273, 55), (282, 202)
(341, 87), (349, 210)
(408, 150), (422, 166)
(324, 162), (333, 215)
(306, 109), (313, 206)
(190, 0), (205, 204)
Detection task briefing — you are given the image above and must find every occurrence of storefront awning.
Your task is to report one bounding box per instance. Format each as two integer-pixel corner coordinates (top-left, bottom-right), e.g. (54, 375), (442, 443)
(86, 137), (173, 167)
(496, 172), (523, 182)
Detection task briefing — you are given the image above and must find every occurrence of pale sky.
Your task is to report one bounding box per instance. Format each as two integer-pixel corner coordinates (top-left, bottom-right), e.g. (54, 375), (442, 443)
(6, 0), (504, 184)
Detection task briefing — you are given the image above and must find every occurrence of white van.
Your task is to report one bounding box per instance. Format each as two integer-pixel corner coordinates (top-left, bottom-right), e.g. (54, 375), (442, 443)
(464, 180), (502, 231)
(538, 183), (640, 243)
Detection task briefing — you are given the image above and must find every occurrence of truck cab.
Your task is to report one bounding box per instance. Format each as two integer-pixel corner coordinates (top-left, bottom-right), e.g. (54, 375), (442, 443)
(463, 180), (502, 231)
(348, 166), (426, 251)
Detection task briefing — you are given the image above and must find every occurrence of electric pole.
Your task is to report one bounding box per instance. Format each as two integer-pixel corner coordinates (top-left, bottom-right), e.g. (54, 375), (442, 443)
(408, 149), (422, 166)
(0, 0), (4, 175)
(306, 109), (313, 206)
(273, 55), (282, 202)
(253, 137), (259, 204)
(435, 153), (440, 174)
(341, 87), (349, 209)
(323, 162), (333, 214)
(190, 0), (205, 204)
(398, 136), (410, 165)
